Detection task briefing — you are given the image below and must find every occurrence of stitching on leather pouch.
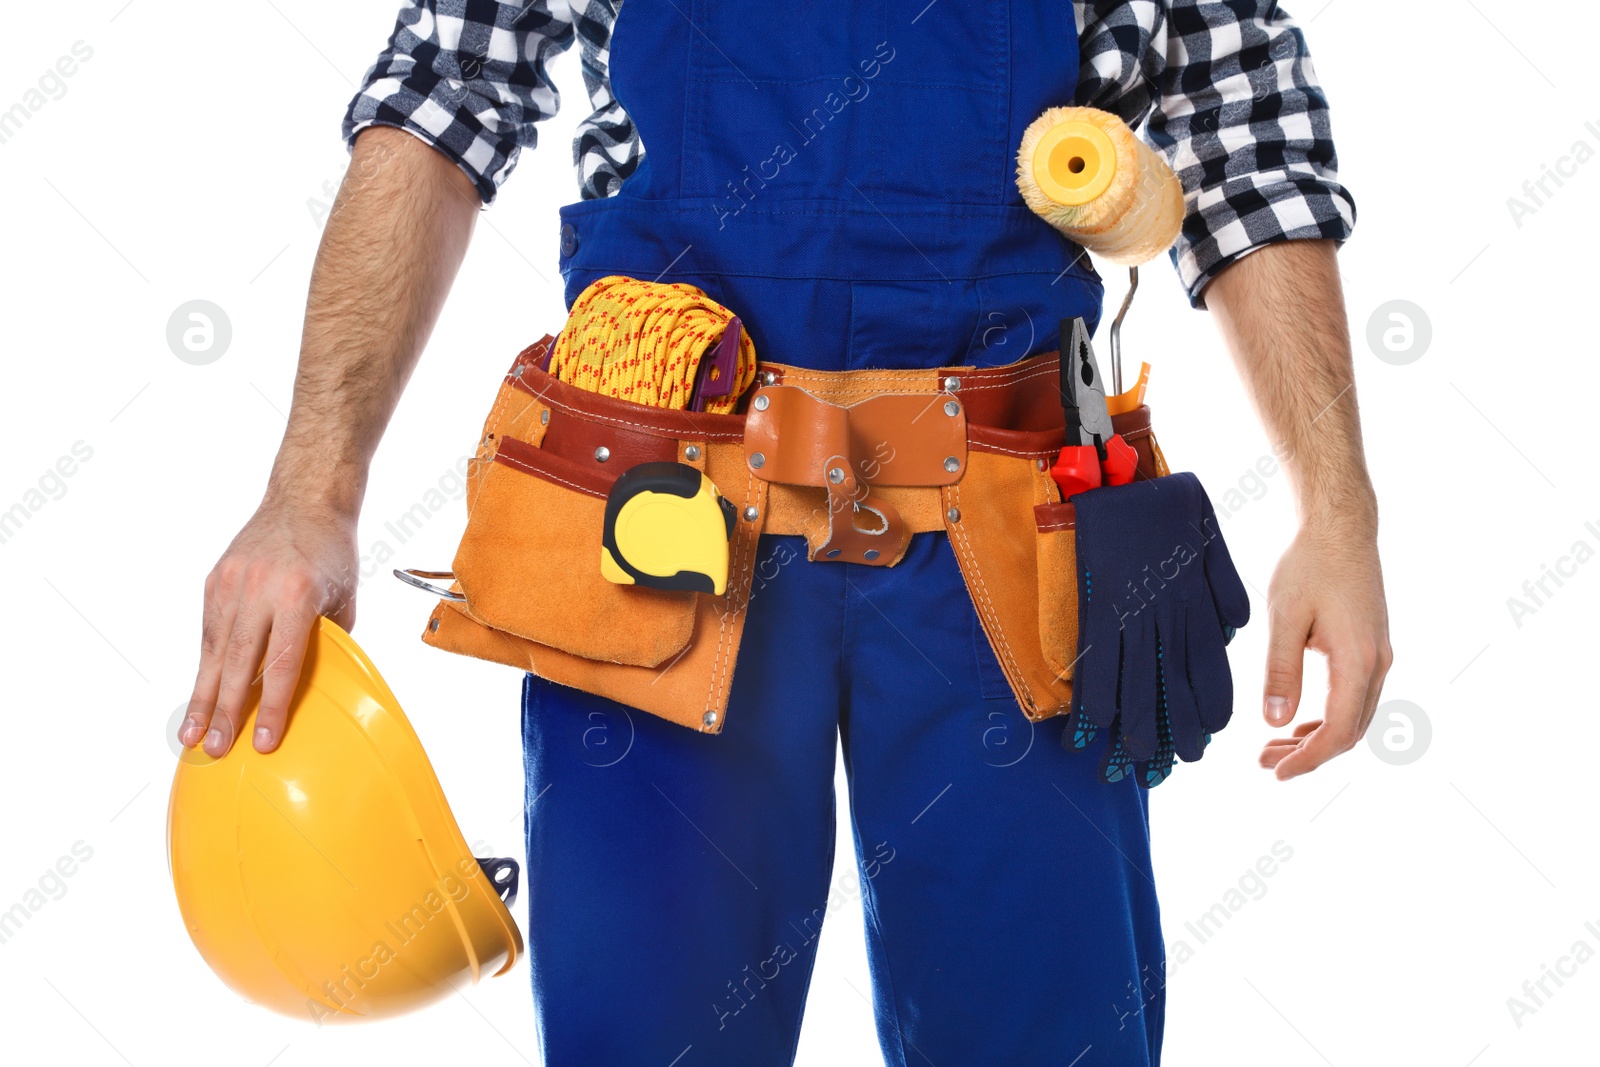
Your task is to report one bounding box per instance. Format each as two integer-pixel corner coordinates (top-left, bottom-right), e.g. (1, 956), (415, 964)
(944, 483), (1035, 714)
(970, 441), (1055, 459)
(777, 359), (1054, 394)
(486, 380), (516, 439)
(467, 386), (522, 519)
(959, 363), (1056, 390)
(494, 450), (606, 498)
(705, 472), (758, 722)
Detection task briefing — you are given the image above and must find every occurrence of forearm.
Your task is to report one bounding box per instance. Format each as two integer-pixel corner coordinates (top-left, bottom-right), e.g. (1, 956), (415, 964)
(1203, 239), (1376, 534)
(266, 125), (480, 518)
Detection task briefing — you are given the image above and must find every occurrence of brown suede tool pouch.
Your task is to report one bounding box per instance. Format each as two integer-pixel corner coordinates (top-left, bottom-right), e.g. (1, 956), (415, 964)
(423, 336), (767, 734)
(944, 406), (1168, 722)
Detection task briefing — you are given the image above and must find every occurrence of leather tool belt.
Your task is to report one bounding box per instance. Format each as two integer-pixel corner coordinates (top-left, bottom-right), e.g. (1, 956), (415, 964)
(420, 334), (1170, 733)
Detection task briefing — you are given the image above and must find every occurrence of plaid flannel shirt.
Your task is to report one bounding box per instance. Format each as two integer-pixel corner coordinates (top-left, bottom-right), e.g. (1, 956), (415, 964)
(343, 0), (1356, 305)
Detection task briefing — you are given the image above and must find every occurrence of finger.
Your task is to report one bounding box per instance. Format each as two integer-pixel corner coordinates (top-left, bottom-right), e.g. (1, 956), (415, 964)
(1258, 721), (1323, 768)
(1184, 596), (1235, 737)
(1262, 599), (1312, 728)
(1196, 480), (1251, 628)
(1157, 605), (1205, 762)
(1260, 721), (1322, 745)
(1097, 721), (1136, 784)
(206, 605), (272, 757)
(1118, 620), (1159, 760)
(182, 566), (239, 748)
(251, 606), (317, 753)
(1075, 617), (1122, 730)
(1273, 653), (1372, 780)
(1138, 698), (1176, 788)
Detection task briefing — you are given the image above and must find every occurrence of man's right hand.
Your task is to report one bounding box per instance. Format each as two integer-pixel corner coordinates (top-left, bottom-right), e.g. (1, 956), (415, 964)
(169, 126), (481, 758)
(179, 500), (358, 757)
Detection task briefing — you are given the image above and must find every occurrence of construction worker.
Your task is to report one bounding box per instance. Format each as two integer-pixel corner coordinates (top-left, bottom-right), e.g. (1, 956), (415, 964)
(177, 2), (1391, 1063)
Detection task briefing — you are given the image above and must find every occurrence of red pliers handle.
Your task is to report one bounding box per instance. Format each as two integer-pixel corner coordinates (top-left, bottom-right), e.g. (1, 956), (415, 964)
(1050, 436), (1138, 499)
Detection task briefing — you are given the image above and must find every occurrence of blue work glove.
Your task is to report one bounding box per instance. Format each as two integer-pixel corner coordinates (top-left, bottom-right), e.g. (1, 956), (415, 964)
(1061, 472), (1250, 788)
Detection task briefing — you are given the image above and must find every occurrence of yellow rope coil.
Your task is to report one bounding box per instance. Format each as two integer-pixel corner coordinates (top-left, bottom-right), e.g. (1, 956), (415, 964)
(1016, 106), (1185, 267)
(546, 275), (758, 414)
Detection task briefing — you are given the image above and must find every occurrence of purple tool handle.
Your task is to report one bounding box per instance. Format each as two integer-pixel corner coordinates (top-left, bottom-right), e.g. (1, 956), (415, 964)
(689, 316), (742, 412)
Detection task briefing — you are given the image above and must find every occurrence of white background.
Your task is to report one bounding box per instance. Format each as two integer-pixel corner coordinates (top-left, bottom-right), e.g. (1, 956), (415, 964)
(2, 1), (1596, 1064)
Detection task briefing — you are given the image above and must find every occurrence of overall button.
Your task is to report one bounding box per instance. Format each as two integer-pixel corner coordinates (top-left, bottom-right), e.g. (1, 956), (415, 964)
(560, 222), (578, 257)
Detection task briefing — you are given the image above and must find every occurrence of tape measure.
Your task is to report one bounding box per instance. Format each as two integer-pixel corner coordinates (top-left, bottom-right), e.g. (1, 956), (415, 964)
(601, 462), (737, 595)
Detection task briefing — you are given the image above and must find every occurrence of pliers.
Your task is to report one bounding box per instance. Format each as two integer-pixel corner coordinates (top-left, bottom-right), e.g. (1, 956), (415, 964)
(1051, 317), (1139, 498)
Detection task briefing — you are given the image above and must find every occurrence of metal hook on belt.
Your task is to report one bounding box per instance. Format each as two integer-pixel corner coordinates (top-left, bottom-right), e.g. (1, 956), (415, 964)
(1108, 266), (1138, 396)
(393, 569), (466, 602)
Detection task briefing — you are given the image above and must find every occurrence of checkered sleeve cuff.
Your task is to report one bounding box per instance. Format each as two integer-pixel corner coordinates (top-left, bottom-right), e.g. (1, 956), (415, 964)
(1144, 4), (1357, 307)
(341, 1), (576, 204)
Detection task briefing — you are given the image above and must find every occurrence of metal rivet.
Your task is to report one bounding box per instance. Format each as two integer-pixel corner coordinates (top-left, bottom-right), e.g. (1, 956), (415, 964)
(760, 371), (777, 386)
(540, 409), (550, 425)
(743, 506), (759, 521)
(595, 446), (611, 462)
(429, 617), (440, 633)
(944, 456), (960, 473)
(750, 452), (765, 469)
(702, 710), (718, 727)
(827, 467), (844, 484)
(943, 376), (961, 392)
(947, 506), (961, 523)
(512, 365), (525, 378)
(482, 432), (493, 446)
(753, 394), (770, 411)
(1036, 458), (1046, 470)
(685, 444), (702, 461)
(943, 400), (960, 417)
(864, 549), (880, 561)
(825, 548), (842, 559)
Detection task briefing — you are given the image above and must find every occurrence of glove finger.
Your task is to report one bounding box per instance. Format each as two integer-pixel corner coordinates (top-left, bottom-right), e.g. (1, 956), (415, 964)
(1136, 681), (1176, 788)
(1159, 603), (1207, 763)
(1074, 613), (1123, 730)
(1098, 720), (1136, 784)
(1189, 591), (1236, 735)
(1118, 618), (1160, 760)
(1197, 485), (1252, 630)
(1062, 707), (1100, 751)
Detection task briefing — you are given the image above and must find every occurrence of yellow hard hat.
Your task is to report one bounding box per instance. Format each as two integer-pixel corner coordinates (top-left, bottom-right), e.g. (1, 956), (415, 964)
(166, 617), (523, 1024)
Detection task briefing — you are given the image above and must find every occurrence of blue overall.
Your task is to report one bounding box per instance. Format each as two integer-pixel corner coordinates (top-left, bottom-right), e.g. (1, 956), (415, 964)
(529, 3), (1164, 1063)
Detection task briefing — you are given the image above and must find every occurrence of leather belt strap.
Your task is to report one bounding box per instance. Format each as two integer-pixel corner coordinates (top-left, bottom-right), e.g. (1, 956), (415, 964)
(501, 338), (1156, 566)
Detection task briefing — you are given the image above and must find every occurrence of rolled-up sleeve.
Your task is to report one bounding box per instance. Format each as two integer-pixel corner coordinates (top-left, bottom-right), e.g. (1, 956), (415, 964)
(1148, 3), (1357, 305)
(342, 0), (576, 203)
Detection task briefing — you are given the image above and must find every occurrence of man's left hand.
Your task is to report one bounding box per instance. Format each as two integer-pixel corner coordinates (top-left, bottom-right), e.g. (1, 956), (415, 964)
(1255, 520), (1392, 779)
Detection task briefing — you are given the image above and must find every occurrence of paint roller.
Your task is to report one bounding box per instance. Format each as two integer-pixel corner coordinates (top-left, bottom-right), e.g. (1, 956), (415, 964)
(1017, 106), (1182, 400)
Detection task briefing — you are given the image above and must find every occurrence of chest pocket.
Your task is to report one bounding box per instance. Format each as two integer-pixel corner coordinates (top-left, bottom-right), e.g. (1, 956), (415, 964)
(680, 0), (1010, 207)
